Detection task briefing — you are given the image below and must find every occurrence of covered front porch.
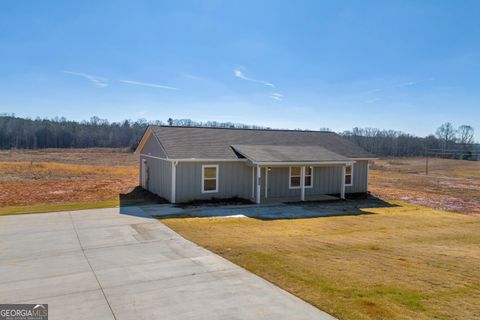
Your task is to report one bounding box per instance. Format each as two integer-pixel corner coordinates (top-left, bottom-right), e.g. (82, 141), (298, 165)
(261, 193), (340, 204)
(231, 144), (355, 204)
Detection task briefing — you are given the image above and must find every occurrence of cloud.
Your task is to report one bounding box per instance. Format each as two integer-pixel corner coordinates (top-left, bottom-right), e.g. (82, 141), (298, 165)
(61, 70), (109, 87)
(233, 69), (274, 87)
(119, 80), (180, 90)
(271, 92), (283, 101)
(364, 77), (434, 95)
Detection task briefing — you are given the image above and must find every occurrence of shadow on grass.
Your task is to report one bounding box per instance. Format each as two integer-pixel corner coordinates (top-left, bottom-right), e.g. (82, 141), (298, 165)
(119, 186), (169, 207)
(156, 194), (400, 221)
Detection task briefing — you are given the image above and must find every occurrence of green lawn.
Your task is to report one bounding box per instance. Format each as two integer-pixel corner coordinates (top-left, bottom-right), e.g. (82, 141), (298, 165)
(162, 201), (480, 320)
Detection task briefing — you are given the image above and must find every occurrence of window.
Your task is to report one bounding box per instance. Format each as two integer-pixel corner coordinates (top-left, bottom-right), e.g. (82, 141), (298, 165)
(345, 164), (353, 186)
(202, 165), (218, 193)
(289, 166), (313, 189)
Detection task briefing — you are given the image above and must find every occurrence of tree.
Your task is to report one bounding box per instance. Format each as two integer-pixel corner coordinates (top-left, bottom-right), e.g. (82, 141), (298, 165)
(167, 118), (173, 126)
(436, 122), (456, 153)
(457, 125), (474, 145)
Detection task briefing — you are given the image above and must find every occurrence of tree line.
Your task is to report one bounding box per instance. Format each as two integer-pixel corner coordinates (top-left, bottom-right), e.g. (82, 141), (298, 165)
(0, 115), (272, 150)
(0, 114), (477, 159)
(341, 123), (477, 158)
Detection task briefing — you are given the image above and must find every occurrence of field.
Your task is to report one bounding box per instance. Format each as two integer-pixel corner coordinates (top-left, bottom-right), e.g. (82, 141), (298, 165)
(163, 202), (480, 320)
(369, 158), (480, 216)
(0, 150), (479, 216)
(0, 148), (139, 211)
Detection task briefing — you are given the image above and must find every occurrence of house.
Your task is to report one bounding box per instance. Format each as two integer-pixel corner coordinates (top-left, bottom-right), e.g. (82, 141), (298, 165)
(135, 126), (376, 204)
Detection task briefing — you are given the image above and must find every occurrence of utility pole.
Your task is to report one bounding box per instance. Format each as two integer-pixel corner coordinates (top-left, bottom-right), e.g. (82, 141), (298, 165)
(425, 155), (429, 176)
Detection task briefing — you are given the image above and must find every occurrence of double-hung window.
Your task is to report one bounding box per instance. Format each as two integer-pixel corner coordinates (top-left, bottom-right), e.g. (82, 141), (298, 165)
(202, 165), (219, 193)
(345, 164), (353, 186)
(289, 166), (313, 189)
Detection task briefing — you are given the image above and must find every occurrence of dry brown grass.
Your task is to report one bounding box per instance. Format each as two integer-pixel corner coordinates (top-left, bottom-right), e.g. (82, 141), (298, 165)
(163, 202), (480, 320)
(370, 158), (480, 216)
(0, 148), (138, 207)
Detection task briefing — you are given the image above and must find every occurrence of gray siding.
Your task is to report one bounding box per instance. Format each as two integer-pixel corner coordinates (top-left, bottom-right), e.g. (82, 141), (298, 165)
(141, 134), (167, 158)
(140, 155), (172, 202)
(264, 165), (343, 198)
(175, 161), (253, 203)
(345, 160), (369, 193)
(148, 159), (369, 203)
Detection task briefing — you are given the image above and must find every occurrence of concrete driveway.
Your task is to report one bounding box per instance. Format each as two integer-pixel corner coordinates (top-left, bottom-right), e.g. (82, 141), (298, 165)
(0, 207), (334, 320)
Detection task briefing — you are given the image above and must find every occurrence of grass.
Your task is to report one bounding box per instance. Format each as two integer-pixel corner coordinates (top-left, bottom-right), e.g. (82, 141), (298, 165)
(0, 199), (119, 215)
(370, 158), (480, 215)
(162, 201), (480, 320)
(0, 150), (138, 208)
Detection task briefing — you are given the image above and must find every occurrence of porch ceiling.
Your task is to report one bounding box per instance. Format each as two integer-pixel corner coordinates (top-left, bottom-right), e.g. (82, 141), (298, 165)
(231, 144), (351, 164)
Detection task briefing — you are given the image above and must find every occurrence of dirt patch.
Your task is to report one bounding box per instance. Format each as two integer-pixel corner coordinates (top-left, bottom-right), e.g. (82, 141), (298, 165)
(370, 158), (480, 216)
(0, 148), (138, 207)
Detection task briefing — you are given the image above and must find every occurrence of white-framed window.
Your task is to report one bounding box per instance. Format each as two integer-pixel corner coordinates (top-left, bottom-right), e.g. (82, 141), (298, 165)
(289, 166), (313, 189)
(202, 164), (219, 193)
(345, 164), (353, 186)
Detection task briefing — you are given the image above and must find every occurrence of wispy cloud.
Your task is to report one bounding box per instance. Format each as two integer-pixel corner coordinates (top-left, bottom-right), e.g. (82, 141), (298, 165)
(119, 80), (180, 90)
(271, 92), (283, 101)
(364, 77), (434, 95)
(61, 70), (109, 88)
(233, 68), (274, 87)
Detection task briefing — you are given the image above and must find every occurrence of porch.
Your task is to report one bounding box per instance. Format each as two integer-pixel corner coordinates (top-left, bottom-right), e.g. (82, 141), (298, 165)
(261, 194), (340, 204)
(231, 144), (355, 204)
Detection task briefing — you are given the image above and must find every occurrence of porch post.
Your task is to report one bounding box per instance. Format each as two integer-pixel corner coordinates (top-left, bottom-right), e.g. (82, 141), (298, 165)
(251, 166), (255, 199)
(300, 166), (305, 201)
(265, 167), (268, 198)
(341, 165), (346, 199)
(256, 165), (261, 204)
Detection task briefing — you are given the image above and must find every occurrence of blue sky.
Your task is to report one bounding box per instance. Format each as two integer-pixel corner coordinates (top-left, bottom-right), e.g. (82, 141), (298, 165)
(1, 1), (479, 139)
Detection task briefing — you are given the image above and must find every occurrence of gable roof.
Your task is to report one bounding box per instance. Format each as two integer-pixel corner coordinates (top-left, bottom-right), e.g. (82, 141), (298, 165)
(232, 144), (350, 163)
(142, 126), (375, 160)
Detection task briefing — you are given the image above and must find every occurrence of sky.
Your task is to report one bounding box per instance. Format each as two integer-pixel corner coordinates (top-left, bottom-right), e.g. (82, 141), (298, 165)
(1, 0), (479, 140)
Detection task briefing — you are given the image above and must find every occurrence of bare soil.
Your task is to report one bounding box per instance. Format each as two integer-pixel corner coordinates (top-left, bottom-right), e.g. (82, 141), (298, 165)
(0, 148), (138, 207)
(369, 158), (480, 216)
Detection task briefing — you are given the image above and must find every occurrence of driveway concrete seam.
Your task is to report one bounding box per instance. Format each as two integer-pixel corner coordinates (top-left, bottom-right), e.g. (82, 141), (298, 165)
(68, 211), (118, 320)
(98, 266), (239, 291)
(17, 287), (106, 304)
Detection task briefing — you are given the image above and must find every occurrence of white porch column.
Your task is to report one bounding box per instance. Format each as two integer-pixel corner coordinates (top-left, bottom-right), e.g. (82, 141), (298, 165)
(341, 165), (346, 199)
(300, 166), (305, 201)
(251, 166), (255, 199)
(256, 165), (261, 204)
(171, 161), (177, 204)
(265, 167), (268, 199)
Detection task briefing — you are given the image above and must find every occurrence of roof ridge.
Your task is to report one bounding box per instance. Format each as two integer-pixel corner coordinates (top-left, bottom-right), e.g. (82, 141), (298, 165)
(151, 125), (334, 133)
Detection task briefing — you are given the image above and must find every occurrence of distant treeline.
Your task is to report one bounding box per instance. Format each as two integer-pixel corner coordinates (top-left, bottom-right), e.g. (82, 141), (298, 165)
(0, 114), (477, 158)
(341, 124), (478, 159)
(0, 115), (272, 150)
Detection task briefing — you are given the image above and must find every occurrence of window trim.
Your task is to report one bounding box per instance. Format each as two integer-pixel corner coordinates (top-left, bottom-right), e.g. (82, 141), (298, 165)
(289, 166), (313, 189)
(345, 164), (353, 187)
(202, 164), (219, 193)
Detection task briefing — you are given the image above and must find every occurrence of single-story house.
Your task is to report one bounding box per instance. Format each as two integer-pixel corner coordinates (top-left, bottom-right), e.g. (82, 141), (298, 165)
(135, 126), (376, 204)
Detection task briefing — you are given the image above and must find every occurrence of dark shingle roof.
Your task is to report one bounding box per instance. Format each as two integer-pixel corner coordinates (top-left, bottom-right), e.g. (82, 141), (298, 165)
(150, 126), (375, 160)
(231, 145), (350, 162)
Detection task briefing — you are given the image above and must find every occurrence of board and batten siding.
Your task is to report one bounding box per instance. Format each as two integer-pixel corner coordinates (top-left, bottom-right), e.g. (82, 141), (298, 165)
(139, 155), (172, 202)
(174, 161), (253, 203)
(141, 133), (167, 158)
(264, 165), (343, 198)
(345, 160), (368, 193)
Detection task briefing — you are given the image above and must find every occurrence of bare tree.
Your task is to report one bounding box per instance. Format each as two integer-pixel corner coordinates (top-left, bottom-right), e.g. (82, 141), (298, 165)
(436, 122), (456, 153)
(457, 125), (474, 145)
